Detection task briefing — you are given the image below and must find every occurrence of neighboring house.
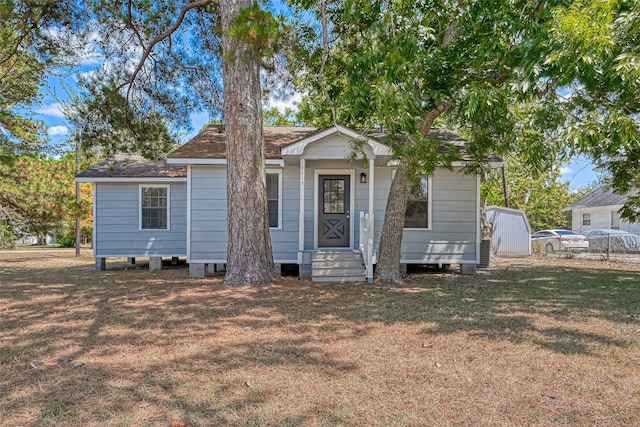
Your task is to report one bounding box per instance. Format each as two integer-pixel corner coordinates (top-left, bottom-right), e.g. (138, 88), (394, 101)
(486, 206), (531, 257)
(565, 187), (640, 234)
(77, 124), (500, 281)
(15, 234), (57, 246)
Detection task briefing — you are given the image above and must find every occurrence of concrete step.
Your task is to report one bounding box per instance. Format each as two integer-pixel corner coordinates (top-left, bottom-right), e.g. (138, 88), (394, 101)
(312, 251), (362, 262)
(311, 250), (366, 282)
(312, 259), (364, 269)
(312, 275), (366, 283)
(312, 267), (365, 277)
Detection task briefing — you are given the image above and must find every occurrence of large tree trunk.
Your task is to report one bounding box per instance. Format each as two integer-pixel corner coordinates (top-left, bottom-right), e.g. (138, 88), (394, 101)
(375, 156), (412, 283)
(375, 102), (452, 284)
(220, 0), (276, 286)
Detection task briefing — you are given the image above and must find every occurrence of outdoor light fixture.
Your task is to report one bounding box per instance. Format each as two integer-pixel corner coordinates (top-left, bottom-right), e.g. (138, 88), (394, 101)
(360, 172), (367, 184)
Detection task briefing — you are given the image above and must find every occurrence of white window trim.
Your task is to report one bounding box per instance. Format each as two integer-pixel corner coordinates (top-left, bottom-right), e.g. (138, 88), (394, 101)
(393, 169), (433, 231)
(582, 212), (591, 226)
(266, 169), (283, 230)
(139, 184), (171, 231)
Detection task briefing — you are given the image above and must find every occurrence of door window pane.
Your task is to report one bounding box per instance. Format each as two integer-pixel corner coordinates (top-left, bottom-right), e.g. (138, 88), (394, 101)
(323, 179), (345, 214)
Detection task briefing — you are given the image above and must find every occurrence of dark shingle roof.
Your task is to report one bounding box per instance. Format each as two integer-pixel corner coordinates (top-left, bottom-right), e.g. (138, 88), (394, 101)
(168, 125), (500, 163)
(168, 126), (317, 159)
(78, 125), (498, 179)
(565, 186), (632, 210)
(76, 154), (187, 179)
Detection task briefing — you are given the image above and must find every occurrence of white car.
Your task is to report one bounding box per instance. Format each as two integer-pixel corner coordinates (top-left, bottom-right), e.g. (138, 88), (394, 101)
(531, 229), (589, 254)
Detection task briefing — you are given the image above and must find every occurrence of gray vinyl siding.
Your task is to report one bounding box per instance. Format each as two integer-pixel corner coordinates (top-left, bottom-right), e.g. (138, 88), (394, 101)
(274, 166), (301, 261)
(189, 166), (228, 261)
(303, 134), (355, 159)
(188, 165), (300, 263)
(187, 162), (477, 264)
(397, 168), (478, 263)
(94, 182), (187, 257)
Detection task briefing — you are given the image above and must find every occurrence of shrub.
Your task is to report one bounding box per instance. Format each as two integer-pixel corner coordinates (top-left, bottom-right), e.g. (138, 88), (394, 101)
(0, 224), (15, 249)
(58, 236), (75, 248)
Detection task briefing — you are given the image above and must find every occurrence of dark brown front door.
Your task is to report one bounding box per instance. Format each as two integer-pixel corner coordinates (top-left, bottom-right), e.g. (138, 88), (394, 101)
(318, 175), (350, 247)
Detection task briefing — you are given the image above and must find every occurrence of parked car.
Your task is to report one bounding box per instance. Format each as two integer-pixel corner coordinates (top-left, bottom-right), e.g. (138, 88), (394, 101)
(583, 229), (640, 253)
(531, 229), (589, 254)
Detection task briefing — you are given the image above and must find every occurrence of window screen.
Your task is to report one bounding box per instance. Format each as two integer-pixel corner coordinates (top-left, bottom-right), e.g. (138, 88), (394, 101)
(141, 187), (168, 229)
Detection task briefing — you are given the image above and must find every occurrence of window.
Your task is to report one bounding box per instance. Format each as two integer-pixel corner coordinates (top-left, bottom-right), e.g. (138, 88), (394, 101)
(404, 177), (431, 229)
(611, 211), (620, 229)
(266, 171), (281, 228)
(323, 178), (345, 214)
(140, 186), (169, 230)
(582, 213), (591, 226)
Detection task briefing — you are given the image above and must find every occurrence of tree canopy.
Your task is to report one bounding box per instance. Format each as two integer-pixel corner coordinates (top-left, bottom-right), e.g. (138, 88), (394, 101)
(544, 0), (640, 220)
(290, 0), (582, 281)
(0, 154), (89, 246)
(1, 0), (89, 156)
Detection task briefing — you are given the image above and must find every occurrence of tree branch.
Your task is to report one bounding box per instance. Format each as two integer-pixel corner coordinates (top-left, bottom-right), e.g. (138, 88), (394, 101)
(122, 0), (217, 94)
(419, 98), (454, 135)
(318, 0), (339, 129)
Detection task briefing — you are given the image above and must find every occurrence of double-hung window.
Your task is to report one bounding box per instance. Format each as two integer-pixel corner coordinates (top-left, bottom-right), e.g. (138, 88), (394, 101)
(140, 185), (169, 230)
(266, 171), (282, 228)
(582, 213), (591, 226)
(404, 176), (431, 229)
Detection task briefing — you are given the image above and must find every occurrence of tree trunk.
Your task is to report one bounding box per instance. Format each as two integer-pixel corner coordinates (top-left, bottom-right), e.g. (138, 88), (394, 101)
(220, 0), (276, 286)
(376, 102), (452, 284)
(375, 156), (412, 283)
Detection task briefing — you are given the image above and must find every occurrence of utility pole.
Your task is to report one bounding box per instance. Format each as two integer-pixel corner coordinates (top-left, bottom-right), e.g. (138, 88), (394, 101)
(75, 131), (81, 257)
(501, 164), (510, 208)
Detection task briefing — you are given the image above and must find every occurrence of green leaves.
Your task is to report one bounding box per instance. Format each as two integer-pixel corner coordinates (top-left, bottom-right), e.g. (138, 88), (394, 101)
(0, 154), (87, 241)
(544, 0), (640, 220)
(227, 2), (288, 64)
(63, 79), (178, 159)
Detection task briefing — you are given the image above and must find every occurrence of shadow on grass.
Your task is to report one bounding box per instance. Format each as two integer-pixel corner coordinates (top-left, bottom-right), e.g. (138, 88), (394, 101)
(1, 260), (639, 424)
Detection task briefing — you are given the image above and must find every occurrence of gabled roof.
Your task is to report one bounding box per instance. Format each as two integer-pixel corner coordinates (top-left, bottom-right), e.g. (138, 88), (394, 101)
(78, 125), (497, 180)
(167, 124), (499, 163)
(168, 126), (317, 160)
(76, 154), (187, 180)
(280, 124), (392, 157)
(565, 186), (632, 210)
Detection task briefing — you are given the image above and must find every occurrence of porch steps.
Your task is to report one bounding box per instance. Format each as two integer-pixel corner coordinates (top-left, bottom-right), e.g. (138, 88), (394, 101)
(311, 251), (366, 282)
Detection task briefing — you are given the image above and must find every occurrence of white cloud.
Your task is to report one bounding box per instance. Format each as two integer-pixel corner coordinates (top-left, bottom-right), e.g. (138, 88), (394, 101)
(560, 166), (573, 175)
(47, 126), (69, 136)
(36, 103), (65, 118)
(269, 92), (302, 113)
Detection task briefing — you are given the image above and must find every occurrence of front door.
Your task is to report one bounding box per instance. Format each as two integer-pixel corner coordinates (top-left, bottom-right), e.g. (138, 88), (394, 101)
(318, 175), (350, 247)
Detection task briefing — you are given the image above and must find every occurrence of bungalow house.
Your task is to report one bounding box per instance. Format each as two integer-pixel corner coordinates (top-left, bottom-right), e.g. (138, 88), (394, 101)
(565, 187), (640, 234)
(76, 124), (500, 281)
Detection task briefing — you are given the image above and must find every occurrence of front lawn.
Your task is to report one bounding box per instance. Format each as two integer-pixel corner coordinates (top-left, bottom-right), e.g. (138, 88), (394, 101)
(1, 253), (639, 426)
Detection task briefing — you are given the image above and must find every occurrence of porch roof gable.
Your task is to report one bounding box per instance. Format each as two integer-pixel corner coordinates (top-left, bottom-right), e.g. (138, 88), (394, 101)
(280, 124), (392, 158)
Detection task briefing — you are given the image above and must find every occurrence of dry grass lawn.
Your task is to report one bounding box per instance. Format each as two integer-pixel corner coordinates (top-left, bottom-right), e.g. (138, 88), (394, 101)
(1, 252), (639, 426)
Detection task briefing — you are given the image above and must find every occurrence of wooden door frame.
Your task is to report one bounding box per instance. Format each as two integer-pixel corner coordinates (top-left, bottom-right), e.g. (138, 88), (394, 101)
(313, 169), (355, 250)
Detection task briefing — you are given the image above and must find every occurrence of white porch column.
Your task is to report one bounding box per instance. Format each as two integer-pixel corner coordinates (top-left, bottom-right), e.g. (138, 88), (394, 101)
(368, 157), (375, 217)
(298, 158), (306, 262)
